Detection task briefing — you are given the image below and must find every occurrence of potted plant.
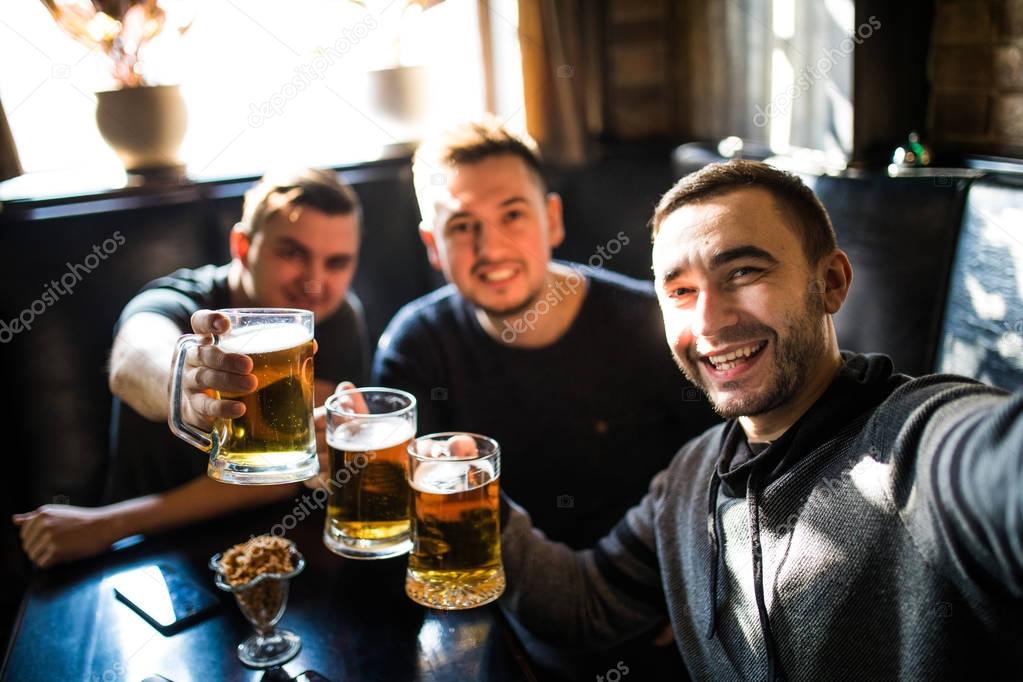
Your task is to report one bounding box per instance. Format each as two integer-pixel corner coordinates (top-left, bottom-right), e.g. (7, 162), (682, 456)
(40, 0), (194, 176)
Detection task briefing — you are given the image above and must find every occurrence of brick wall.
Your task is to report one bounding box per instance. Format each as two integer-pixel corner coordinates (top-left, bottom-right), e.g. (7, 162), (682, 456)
(930, 0), (1023, 156)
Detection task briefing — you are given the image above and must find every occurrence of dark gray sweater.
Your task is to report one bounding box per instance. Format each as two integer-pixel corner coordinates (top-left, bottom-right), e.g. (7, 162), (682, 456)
(500, 353), (1023, 680)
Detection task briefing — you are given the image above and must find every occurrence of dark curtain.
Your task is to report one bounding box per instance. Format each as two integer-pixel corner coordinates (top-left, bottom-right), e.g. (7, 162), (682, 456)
(517, 0), (600, 166)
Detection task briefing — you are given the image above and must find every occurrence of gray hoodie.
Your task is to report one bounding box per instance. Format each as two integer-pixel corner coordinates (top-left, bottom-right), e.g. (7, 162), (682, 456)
(499, 354), (1023, 680)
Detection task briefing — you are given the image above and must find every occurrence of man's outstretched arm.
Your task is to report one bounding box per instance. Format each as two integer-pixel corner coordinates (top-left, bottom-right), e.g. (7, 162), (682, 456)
(500, 468), (671, 650)
(908, 382), (1023, 596)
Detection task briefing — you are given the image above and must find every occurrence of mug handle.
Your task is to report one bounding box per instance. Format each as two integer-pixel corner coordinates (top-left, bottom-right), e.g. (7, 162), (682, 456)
(168, 333), (221, 454)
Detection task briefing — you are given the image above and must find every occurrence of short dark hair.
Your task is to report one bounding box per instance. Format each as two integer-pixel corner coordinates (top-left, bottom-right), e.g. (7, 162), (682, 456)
(240, 168), (361, 236)
(651, 160), (837, 264)
(413, 117), (547, 192)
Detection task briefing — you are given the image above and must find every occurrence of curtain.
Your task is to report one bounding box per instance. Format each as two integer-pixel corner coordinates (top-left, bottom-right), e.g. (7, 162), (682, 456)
(0, 98), (22, 182)
(680, 0), (772, 144)
(517, 0), (597, 166)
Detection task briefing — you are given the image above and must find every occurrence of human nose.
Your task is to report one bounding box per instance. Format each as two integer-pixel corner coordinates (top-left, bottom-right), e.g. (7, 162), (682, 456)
(303, 259), (326, 294)
(690, 289), (737, 340)
(473, 220), (509, 258)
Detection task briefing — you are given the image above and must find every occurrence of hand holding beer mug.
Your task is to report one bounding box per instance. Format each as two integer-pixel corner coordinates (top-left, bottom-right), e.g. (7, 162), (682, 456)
(406, 433), (505, 609)
(323, 387), (416, 559)
(169, 308), (319, 485)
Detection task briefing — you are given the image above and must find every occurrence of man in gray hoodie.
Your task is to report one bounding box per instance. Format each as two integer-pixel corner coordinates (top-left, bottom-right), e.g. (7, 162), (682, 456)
(499, 160), (1023, 680)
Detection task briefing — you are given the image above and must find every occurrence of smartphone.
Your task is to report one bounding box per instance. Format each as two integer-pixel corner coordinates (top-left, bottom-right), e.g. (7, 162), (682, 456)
(112, 563), (219, 635)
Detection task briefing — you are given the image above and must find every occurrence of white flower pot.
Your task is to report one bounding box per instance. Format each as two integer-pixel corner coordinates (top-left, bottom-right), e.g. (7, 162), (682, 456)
(95, 84), (187, 175)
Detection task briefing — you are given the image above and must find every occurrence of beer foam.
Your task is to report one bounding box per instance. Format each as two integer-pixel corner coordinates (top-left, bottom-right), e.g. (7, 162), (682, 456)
(218, 323), (312, 354)
(411, 459), (495, 494)
(328, 417), (415, 451)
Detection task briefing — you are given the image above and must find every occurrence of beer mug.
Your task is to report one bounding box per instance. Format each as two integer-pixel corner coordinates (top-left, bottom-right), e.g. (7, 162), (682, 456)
(323, 387), (416, 559)
(405, 433), (505, 609)
(168, 308), (318, 485)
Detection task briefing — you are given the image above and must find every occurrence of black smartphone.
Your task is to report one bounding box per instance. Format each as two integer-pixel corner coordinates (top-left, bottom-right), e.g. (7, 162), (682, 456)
(112, 563), (219, 635)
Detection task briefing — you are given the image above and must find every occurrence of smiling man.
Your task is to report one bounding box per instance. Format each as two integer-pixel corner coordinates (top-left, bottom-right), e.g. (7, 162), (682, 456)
(374, 120), (717, 551)
(498, 160), (1023, 680)
(13, 168), (369, 568)
(369, 120), (717, 678)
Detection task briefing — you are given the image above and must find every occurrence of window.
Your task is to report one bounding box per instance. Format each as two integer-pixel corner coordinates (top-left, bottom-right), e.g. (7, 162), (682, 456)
(0, 0), (510, 181)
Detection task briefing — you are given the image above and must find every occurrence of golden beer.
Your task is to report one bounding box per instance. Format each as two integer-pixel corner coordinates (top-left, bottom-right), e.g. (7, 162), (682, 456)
(170, 308), (319, 485)
(406, 437), (505, 610)
(322, 388), (417, 559)
(215, 324), (315, 468)
(325, 418), (414, 549)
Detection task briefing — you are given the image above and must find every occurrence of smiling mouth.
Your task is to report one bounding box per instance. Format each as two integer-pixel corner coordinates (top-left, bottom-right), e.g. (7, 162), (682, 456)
(477, 267), (518, 284)
(700, 341), (768, 372)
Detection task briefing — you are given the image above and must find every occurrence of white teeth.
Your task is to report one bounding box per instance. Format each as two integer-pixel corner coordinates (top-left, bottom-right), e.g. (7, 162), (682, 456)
(482, 268), (515, 282)
(706, 342), (764, 368)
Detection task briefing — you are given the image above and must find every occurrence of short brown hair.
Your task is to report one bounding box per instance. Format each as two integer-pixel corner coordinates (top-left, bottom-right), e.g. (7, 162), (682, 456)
(412, 117), (547, 192)
(240, 168), (361, 236)
(651, 160), (837, 264)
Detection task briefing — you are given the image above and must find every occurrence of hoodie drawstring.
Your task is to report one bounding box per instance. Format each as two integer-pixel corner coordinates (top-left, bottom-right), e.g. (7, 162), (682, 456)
(747, 467), (784, 681)
(705, 471), (723, 639)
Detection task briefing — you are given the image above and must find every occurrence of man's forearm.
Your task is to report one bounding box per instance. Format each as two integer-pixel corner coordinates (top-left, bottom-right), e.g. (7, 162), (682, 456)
(102, 476), (301, 542)
(108, 313), (181, 421)
(500, 498), (665, 649)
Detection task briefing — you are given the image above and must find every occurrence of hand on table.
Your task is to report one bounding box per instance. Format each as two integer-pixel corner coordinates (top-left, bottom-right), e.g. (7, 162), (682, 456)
(12, 505), (114, 568)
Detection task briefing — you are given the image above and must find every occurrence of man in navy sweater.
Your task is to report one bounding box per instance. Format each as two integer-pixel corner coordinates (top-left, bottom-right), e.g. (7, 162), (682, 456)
(500, 160), (1023, 680)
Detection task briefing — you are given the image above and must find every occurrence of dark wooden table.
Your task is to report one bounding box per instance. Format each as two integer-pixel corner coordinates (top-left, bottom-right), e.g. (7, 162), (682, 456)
(1, 502), (536, 682)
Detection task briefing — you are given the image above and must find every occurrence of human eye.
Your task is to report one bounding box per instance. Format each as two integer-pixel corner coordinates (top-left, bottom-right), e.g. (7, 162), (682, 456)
(445, 220), (474, 238)
(276, 245), (303, 260)
(327, 256), (353, 271)
(729, 265), (764, 281)
(665, 284), (696, 300)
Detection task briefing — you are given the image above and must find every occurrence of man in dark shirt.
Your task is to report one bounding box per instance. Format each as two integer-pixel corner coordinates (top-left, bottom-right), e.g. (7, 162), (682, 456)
(374, 119), (718, 548)
(369, 120), (717, 679)
(13, 168), (368, 568)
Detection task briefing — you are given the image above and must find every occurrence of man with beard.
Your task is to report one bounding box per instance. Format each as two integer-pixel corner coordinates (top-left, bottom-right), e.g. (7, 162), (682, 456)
(497, 160), (1023, 680)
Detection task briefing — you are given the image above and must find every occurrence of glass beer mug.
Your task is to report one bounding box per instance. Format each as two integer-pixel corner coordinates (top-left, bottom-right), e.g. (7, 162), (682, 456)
(405, 432), (505, 609)
(169, 308), (319, 485)
(323, 387), (417, 559)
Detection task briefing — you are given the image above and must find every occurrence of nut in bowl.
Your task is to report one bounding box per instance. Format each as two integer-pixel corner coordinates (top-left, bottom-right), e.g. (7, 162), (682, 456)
(209, 536), (305, 668)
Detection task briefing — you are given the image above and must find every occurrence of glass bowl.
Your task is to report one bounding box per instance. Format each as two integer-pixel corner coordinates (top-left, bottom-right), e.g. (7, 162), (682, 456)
(209, 544), (305, 668)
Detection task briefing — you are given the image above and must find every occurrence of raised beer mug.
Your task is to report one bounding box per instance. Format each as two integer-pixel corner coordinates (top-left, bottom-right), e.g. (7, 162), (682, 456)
(323, 387), (417, 559)
(168, 308), (319, 485)
(405, 432), (505, 609)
